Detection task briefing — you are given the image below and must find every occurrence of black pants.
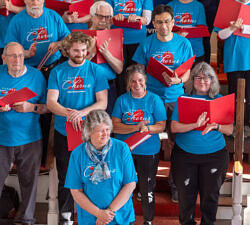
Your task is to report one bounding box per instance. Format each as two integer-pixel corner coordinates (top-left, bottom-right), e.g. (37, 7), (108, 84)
(171, 145), (229, 225)
(227, 70), (250, 125)
(54, 131), (74, 225)
(132, 153), (159, 222)
(0, 48), (3, 65)
(116, 43), (138, 97)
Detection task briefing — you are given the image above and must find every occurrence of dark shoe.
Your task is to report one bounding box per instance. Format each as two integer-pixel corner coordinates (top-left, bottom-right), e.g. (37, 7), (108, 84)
(171, 188), (178, 203)
(22, 223), (33, 225)
(143, 221), (153, 225)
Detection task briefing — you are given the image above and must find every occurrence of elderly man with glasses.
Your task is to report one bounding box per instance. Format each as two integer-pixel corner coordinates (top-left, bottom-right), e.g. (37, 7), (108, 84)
(0, 42), (48, 225)
(88, 1), (123, 115)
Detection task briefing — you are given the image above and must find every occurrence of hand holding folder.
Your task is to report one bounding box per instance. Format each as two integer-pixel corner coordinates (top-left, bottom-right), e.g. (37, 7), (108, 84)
(146, 55), (195, 87)
(172, 25), (210, 38)
(68, 0), (93, 18)
(112, 18), (142, 30)
(124, 131), (152, 151)
(214, 0), (250, 38)
(0, 87), (37, 107)
(178, 94), (235, 131)
(74, 29), (123, 64)
(0, 0), (25, 16)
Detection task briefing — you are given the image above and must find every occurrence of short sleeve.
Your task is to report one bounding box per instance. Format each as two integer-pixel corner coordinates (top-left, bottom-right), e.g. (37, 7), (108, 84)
(153, 95), (167, 122)
(121, 143), (137, 185)
(48, 67), (60, 90)
(197, 3), (207, 26)
(111, 96), (123, 119)
(65, 148), (83, 189)
(143, 0), (153, 11)
(171, 101), (179, 122)
(132, 40), (148, 66)
(95, 65), (109, 93)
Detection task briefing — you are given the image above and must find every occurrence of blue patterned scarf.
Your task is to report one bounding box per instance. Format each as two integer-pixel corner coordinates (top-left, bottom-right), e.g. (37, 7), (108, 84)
(85, 139), (112, 184)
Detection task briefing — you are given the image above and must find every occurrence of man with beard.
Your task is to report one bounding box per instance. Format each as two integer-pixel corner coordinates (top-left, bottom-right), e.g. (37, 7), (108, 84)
(88, 1), (123, 115)
(47, 31), (109, 225)
(5, 0), (69, 74)
(0, 42), (47, 225)
(4, 0), (70, 166)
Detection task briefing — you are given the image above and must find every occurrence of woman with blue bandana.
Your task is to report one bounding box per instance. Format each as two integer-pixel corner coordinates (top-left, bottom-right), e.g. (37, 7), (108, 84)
(65, 109), (137, 225)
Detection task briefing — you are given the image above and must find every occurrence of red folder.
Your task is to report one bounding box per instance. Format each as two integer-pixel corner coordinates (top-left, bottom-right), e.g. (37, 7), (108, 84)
(146, 55), (195, 87)
(172, 25), (210, 38)
(124, 131), (152, 151)
(112, 18), (142, 30)
(68, 0), (93, 18)
(0, 0), (24, 16)
(214, 0), (250, 38)
(74, 29), (123, 64)
(0, 87), (37, 107)
(45, 0), (70, 16)
(65, 121), (84, 151)
(178, 94), (235, 131)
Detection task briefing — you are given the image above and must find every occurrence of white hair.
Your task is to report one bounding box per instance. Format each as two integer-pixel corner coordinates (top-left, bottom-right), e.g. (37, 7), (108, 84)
(90, 1), (113, 17)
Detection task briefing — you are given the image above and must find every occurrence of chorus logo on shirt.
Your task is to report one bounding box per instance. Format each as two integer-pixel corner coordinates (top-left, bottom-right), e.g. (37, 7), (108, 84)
(161, 51), (173, 65)
(0, 88), (16, 96)
(114, 0), (141, 14)
(175, 12), (192, 25)
(124, 109), (151, 123)
(62, 76), (91, 92)
(27, 26), (52, 43)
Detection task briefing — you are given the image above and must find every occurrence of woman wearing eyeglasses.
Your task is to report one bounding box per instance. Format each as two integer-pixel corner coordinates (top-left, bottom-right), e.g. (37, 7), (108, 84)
(170, 62), (233, 225)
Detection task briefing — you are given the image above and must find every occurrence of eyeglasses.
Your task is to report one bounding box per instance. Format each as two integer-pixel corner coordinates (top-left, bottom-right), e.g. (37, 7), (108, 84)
(154, 19), (173, 25)
(194, 76), (212, 82)
(5, 54), (24, 59)
(95, 13), (112, 20)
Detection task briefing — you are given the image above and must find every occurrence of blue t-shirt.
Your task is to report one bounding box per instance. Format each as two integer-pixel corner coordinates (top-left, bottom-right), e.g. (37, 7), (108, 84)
(132, 33), (193, 103)
(0, 14), (15, 48)
(112, 91), (166, 155)
(5, 7), (70, 66)
(168, 0), (206, 57)
(171, 94), (226, 154)
(107, 0), (153, 44)
(65, 138), (137, 225)
(48, 60), (109, 136)
(99, 63), (116, 80)
(0, 65), (47, 146)
(214, 25), (250, 73)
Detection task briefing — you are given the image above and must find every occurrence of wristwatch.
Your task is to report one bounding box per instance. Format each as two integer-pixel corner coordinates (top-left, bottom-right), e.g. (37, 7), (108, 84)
(34, 105), (38, 112)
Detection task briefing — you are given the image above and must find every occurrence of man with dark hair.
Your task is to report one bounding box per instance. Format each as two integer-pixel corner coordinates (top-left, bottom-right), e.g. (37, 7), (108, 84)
(0, 42), (47, 225)
(47, 31), (109, 225)
(132, 4), (193, 205)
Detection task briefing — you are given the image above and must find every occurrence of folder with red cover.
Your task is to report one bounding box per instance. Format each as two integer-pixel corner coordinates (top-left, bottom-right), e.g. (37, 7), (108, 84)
(112, 18), (142, 30)
(0, 0), (25, 17)
(74, 29), (123, 64)
(178, 94), (235, 131)
(68, 0), (93, 18)
(124, 131), (152, 151)
(65, 121), (84, 151)
(45, 0), (70, 16)
(172, 25), (210, 38)
(146, 55), (196, 87)
(0, 87), (37, 107)
(214, 0), (250, 38)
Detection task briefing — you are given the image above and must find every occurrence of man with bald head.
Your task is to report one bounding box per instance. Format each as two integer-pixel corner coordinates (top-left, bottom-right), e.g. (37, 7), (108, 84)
(0, 42), (47, 225)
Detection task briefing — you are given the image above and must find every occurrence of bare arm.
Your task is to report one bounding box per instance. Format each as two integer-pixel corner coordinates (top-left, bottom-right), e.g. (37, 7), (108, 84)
(171, 112), (209, 133)
(99, 38), (123, 74)
(112, 117), (147, 134)
(201, 123), (234, 136)
(47, 89), (69, 117)
(140, 120), (166, 134)
(5, 0), (25, 14)
(71, 189), (115, 224)
(79, 89), (108, 116)
(108, 182), (136, 211)
(12, 101), (48, 114)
